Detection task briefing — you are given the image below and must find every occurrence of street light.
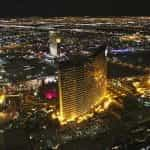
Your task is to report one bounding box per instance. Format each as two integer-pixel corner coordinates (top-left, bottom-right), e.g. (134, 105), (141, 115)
(56, 38), (61, 44)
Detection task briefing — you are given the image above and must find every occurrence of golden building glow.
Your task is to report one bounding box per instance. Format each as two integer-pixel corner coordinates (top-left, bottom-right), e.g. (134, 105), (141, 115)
(58, 49), (107, 123)
(147, 78), (150, 86)
(0, 94), (5, 104)
(58, 69), (64, 121)
(132, 76), (150, 97)
(58, 65), (85, 121)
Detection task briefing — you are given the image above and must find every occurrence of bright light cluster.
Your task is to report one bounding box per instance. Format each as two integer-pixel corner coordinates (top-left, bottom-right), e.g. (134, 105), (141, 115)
(51, 92), (120, 126)
(132, 76), (150, 97)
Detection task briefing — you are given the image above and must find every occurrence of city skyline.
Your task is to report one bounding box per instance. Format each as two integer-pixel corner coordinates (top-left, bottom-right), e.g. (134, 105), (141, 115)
(0, 17), (149, 149)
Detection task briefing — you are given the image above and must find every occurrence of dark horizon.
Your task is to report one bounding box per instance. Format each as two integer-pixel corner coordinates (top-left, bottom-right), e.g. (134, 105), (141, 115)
(0, 0), (150, 17)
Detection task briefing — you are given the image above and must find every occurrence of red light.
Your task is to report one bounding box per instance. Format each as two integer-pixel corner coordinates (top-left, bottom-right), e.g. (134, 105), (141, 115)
(43, 90), (58, 100)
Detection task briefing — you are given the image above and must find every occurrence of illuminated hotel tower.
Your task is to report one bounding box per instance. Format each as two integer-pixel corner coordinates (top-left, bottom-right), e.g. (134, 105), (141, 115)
(49, 31), (61, 57)
(58, 46), (107, 121)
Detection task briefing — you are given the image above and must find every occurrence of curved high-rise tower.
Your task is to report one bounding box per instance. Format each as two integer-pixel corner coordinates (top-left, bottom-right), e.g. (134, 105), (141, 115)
(58, 45), (107, 121)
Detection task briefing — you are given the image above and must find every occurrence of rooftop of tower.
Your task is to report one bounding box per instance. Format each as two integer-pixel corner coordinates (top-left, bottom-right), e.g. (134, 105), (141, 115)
(57, 44), (106, 68)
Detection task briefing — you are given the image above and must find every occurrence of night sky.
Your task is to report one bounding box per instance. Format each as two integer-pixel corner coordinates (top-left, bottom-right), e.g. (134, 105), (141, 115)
(0, 0), (149, 17)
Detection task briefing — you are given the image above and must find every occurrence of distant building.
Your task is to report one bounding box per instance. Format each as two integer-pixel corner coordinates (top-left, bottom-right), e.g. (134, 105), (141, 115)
(58, 46), (107, 121)
(49, 31), (61, 57)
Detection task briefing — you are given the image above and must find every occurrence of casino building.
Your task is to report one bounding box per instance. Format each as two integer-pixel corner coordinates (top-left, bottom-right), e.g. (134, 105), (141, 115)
(57, 46), (107, 121)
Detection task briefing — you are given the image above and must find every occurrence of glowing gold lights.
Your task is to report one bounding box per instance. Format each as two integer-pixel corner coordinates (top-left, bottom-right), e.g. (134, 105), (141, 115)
(119, 34), (143, 42)
(0, 94), (5, 104)
(132, 76), (150, 97)
(147, 78), (150, 86)
(104, 99), (112, 109)
(52, 93), (118, 126)
(56, 44), (107, 125)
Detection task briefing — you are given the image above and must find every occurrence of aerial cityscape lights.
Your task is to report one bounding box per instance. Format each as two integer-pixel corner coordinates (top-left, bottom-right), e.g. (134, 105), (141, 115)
(0, 17), (149, 149)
